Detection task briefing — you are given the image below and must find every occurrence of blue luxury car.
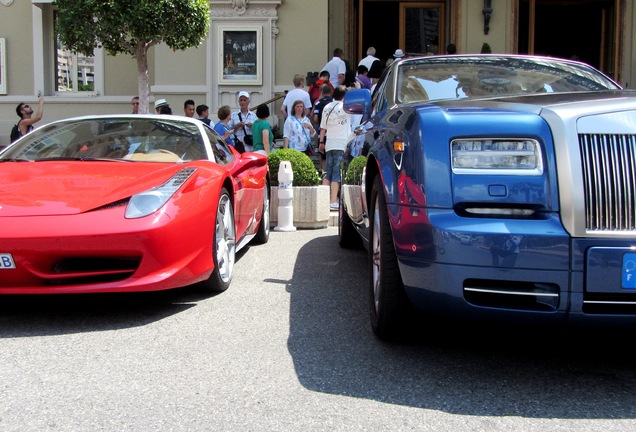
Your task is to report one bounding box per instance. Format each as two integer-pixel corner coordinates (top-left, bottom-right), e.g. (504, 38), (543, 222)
(340, 54), (636, 340)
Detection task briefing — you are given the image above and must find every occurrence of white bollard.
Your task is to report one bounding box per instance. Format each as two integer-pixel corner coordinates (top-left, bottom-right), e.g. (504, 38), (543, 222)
(274, 160), (296, 232)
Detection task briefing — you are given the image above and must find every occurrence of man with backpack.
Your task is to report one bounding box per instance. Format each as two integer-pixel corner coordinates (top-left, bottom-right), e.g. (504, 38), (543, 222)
(307, 70), (333, 106)
(11, 96), (45, 143)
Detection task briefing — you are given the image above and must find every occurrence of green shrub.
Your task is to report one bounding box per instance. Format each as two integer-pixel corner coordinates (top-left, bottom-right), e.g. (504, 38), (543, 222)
(268, 148), (321, 187)
(344, 156), (367, 185)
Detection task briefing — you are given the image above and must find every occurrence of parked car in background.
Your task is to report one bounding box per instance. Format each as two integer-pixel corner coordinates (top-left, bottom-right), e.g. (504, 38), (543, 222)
(340, 54), (636, 340)
(0, 115), (270, 294)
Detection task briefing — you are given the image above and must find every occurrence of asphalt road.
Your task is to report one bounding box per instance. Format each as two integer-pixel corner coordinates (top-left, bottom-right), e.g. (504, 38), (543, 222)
(1, 227), (636, 431)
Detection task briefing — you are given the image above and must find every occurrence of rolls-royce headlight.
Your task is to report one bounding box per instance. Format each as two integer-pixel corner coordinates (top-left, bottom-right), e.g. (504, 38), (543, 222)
(451, 138), (543, 175)
(125, 167), (196, 219)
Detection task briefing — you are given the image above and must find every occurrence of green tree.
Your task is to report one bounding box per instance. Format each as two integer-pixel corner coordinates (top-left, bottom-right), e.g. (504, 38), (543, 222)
(54, 0), (210, 113)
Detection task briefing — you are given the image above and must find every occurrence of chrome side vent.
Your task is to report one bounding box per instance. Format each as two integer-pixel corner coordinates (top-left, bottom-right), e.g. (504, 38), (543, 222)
(579, 133), (636, 231)
(464, 279), (559, 312)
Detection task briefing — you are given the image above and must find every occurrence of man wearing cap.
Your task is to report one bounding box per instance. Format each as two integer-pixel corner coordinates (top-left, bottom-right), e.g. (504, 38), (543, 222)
(393, 49), (405, 59)
(229, 91), (257, 152)
(154, 98), (169, 114)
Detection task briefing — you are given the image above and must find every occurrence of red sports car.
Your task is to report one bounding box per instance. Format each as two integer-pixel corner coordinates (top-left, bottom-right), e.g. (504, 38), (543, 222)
(0, 115), (270, 294)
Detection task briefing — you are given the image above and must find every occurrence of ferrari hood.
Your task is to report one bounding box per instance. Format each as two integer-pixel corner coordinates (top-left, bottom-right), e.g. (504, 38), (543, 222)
(0, 161), (204, 217)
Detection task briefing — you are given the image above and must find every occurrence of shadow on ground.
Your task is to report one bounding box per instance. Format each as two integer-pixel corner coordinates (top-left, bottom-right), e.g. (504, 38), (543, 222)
(286, 233), (636, 419)
(0, 248), (252, 338)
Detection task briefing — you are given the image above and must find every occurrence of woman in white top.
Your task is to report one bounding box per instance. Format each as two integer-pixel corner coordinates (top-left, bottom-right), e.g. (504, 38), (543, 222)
(283, 100), (316, 154)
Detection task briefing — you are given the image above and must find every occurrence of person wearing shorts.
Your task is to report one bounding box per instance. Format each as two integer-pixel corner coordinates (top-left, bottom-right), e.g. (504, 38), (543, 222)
(319, 85), (356, 210)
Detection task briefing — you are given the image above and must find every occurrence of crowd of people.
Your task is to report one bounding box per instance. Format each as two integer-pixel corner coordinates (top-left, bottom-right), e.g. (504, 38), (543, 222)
(11, 45), (430, 209)
(137, 92), (269, 155)
(290, 44), (459, 209)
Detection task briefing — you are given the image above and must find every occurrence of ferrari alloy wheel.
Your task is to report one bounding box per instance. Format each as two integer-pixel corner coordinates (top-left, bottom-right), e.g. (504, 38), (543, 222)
(198, 188), (236, 293)
(338, 186), (361, 249)
(254, 184), (270, 244)
(369, 176), (408, 341)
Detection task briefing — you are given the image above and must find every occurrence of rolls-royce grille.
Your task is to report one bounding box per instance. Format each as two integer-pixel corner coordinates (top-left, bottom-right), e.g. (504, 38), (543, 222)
(579, 133), (636, 231)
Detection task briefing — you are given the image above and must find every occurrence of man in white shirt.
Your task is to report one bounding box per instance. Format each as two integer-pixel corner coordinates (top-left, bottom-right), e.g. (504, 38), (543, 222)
(322, 48), (347, 88)
(280, 74), (312, 118)
(358, 46), (382, 83)
(319, 85), (358, 210)
(230, 91), (257, 152)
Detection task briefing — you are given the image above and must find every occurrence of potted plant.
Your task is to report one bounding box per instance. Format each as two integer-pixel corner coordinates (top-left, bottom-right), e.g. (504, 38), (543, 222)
(268, 149), (330, 229)
(344, 155), (366, 185)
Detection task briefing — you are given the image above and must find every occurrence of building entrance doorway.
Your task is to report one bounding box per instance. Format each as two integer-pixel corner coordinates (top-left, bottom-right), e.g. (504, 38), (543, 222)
(517, 0), (619, 79)
(355, 1), (447, 67)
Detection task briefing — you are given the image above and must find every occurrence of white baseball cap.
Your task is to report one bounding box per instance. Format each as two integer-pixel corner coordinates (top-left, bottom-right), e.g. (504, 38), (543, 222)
(237, 91), (250, 100)
(154, 98), (169, 109)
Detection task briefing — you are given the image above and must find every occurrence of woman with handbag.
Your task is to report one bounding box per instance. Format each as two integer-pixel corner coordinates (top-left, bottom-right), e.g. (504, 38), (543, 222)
(230, 91), (257, 152)
(283, 100), (316, 156)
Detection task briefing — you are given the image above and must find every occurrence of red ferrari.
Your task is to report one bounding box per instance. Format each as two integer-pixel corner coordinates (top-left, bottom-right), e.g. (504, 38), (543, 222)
(0, 115), (270, 294)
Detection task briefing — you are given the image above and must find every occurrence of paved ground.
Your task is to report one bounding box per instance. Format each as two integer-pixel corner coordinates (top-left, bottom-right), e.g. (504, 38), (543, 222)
(1, 227), (636, 431)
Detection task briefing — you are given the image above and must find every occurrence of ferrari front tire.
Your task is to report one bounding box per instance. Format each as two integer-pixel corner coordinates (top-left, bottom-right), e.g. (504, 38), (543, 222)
(253, 184), (270, 244)
(369, 176), (409, 341)
(197, 188), (236, 293)
(338, 187), (361, 249)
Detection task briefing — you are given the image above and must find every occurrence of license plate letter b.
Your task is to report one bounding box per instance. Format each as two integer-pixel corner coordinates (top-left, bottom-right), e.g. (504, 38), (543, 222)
(0, 254), (16, 269)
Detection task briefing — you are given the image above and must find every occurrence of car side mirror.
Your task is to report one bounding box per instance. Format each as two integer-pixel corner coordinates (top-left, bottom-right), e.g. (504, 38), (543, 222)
(344, 89), (372, 118)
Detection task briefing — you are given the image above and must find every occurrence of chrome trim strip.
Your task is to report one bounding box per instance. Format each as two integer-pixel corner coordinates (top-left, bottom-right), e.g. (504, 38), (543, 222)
(584, 300), (636, 305)
(464, 287), (558, 297)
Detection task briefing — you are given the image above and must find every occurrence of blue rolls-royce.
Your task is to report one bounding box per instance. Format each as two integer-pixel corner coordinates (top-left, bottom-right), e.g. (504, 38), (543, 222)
(340, 54), (636, 340)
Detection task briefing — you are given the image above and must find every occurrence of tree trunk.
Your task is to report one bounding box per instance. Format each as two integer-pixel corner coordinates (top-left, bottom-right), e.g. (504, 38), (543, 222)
(135, 44), (150, 114)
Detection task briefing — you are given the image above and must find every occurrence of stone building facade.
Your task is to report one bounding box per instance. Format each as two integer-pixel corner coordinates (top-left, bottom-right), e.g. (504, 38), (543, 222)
(1, 0), (635, 146)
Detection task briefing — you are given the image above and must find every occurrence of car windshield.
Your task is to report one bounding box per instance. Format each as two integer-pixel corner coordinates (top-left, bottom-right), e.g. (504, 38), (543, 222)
(0, 117), (209, 162)
(395, 55), (621, 104)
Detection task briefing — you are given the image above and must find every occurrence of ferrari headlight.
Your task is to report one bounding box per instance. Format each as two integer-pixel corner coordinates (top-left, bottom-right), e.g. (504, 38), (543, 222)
(451, 138), (542, 175)
(125, 167), (196, 219)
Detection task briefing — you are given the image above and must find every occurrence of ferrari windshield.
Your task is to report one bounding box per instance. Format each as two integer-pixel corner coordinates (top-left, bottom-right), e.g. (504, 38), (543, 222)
(0, 117), (209, 162)
(396, 55), (621, 103)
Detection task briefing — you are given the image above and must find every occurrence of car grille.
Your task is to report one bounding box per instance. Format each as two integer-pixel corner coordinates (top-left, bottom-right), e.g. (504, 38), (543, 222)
(579, 133), (636, 231)
(46, 257), (141, 286)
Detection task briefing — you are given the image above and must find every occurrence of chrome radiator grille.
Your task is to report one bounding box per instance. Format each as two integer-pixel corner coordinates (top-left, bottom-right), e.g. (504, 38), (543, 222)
(579, 134), (636, 231)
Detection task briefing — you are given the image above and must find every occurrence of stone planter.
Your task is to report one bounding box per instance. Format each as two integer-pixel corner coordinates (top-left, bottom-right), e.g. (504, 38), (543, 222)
(270, 185), (330, 229)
